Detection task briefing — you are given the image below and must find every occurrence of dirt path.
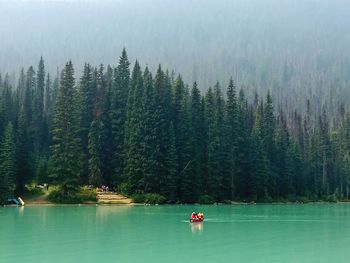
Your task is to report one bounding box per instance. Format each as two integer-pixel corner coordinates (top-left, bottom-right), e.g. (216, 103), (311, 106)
(97, 191), (133, 204)
(23, 191), (52, 205)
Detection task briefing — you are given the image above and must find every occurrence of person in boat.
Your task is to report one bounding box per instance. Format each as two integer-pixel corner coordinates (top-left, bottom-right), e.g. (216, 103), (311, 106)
(191, 212), (198, 220)
(197, 212), (203, 220)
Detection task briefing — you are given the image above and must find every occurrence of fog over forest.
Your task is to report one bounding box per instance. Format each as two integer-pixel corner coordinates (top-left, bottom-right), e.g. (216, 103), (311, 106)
(1, 0), (350, 117)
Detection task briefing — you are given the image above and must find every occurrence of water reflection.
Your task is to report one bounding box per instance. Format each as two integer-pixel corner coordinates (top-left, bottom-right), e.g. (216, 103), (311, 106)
(95, 205), (132, 222)
(18, 206), (25, 216)
(190, 222), (203, 233)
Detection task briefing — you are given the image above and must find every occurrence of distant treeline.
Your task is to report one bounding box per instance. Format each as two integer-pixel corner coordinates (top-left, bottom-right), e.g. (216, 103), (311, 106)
(1, 49), (350, 204)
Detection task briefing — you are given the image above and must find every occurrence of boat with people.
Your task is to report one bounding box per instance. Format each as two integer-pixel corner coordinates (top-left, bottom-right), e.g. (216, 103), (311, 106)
(190, 212), (204, 223)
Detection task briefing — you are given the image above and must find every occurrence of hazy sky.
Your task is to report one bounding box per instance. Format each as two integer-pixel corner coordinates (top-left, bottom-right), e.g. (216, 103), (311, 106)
(1, 0), (349, 93)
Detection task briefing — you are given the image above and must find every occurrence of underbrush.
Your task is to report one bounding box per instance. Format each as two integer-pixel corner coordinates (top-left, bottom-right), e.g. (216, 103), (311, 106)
(131, 193), (166, 204)
(47, 186), (97, 204)
(198, 195), (215, 204)
(23, 185), (45, 197)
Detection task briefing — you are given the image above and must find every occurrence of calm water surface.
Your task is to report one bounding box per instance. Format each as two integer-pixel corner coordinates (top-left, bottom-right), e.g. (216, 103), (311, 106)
(1, 204), (350, 263)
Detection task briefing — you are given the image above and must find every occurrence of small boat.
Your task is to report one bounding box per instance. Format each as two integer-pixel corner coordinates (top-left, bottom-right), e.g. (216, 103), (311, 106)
(7, 197), (25, 206)
(190, 218), (204, 223)
(190, 212), (204, 223)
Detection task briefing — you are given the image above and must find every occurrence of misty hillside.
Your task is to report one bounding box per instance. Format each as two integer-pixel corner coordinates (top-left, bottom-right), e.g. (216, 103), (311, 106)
(1, 0), (350, 117)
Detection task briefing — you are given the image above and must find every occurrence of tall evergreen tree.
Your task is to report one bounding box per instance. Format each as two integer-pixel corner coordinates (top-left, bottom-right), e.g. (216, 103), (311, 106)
(263, 90), (276, 197)
(235, 89), (252, 198)
(205, 87), (220, 198)
(250, 104), (269, 200)
(49, 62), (82, 194)
(111, 49), (130, 185)
(0, 75), (13, 136)
(124, 61), (144, 194)
(181, 82), (204, 202)
(100, 65), (113, 184)
(79, 63), (97, 183)
(223, 78), (238, 199)
(88, 119), (103, 186)
(172, 76), (191, 200)
(152, 66), (176, 197)
(0, 123), (16, 204)
(140, 67), (157, 193)
(15, 105), (32, 193)
(24, 66), (36, 138)
(33, 57), (45, 153)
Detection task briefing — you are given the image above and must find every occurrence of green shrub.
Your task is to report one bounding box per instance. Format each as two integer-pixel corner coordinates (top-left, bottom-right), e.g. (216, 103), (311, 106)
(47, 187), (97, 204)
(296, 196), (310, 203)
(131, 193), (166, 204)
(117, 182), (132, 196)
(198, 195), (215, 204)
(325, 194), (338, 203)
(131, 194), (145, 203)
(25, 187), (45, 197)
(144, 193), (166, 204)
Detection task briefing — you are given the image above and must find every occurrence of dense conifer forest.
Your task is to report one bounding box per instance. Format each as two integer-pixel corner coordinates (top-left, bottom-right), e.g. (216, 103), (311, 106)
(1, 50), (350, 204)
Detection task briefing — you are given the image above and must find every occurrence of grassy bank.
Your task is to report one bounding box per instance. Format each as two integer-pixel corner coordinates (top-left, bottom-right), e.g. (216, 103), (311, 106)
(17, 185), (347, 206)
(20, 185), (97, 205)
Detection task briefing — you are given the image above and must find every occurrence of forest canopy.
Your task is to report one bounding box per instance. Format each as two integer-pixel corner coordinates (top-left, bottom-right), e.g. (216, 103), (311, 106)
(1, 50), (349, 204)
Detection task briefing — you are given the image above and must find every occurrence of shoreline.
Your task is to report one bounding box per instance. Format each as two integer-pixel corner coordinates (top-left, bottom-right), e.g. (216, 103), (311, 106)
(3, 200), (350, 207)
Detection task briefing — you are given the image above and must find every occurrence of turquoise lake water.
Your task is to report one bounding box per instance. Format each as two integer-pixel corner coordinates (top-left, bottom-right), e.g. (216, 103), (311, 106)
(1, 204), (350, 263)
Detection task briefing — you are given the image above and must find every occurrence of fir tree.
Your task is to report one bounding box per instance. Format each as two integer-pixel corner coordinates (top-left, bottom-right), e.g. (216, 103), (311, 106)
(181, 82), (203, 202)
(152, 66), (175, 196)
(79, 63), (97, 183)
(33, 57), (45, 153)
(223, 78), (238, 199)
(15, 105), (32, 193)
(100, 65), (113, 184)
(124, 61), (144, 194)
(251, 105), (269, 200)
(111, 49), (130, 185)
(0, 123), (16, 204)
(0, 75), (13, 136)
(172, 76), (191, 200)
(140, 67), (157, 193)
(49, 61), (82, 195)
(88, 119), (103, 186)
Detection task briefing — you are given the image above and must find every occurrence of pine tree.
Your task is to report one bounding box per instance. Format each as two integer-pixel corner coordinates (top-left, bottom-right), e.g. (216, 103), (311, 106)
(33, 57), (45, 153)
(223, 78), (238, 199)
(79, 63), (97, 183)
(274, 113), (293, 197)
(88, 119), (103, 186)
(49, 61), (82, 195)
(181, 82), (204, 202)
(319, 109), (332, 195)
(172, 76), (191, 201)
(152, 66), (176, 197)
(0, 123), (16, 204)
(0, 75), (13, 137)
(235, 89), (253, 198)
(205, 87), (220, 198)
(15, 105), (32, 193)
(17, 69), (26, 101)
(250, 105), (269, 200)
(140, 67), (157, 193)
(44, 73), (51, 116)
(124, 61), (144, 194)
(263, 90), (276, 197)
(111, 49), (130, 185)
(100, 65), (113, 184)
(163, 122), (178, 201)
(88, 65), (107, 186)
(24, 66), (36, 142)
(42, 73), (52, 154)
